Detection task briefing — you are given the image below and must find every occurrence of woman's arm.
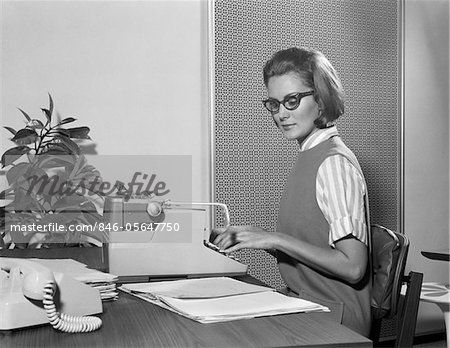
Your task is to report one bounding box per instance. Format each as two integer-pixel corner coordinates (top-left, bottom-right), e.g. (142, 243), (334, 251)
(275, 232), (367, 284)
(213, 226), (367, 284)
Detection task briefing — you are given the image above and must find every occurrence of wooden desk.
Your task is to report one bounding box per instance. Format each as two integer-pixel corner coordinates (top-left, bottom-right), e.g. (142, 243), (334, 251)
(1, 285), (371, 347)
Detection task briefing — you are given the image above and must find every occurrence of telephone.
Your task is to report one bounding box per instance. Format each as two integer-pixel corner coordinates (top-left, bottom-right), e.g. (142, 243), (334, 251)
(0, 258), (102, 332)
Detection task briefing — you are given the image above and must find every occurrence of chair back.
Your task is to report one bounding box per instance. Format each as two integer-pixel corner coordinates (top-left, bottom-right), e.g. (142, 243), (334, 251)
(371, 224), (409, 320)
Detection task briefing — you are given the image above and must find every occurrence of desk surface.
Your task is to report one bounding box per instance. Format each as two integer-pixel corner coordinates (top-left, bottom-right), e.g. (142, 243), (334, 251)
(421, 282), (450, 305)
(1, 284), (371, 348)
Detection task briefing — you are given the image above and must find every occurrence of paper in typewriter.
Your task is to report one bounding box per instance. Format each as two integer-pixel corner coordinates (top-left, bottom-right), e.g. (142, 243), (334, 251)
(120, 277), (329, 323)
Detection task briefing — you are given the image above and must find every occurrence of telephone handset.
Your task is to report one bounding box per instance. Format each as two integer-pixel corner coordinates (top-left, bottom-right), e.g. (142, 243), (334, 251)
(0, 258), (102, 332)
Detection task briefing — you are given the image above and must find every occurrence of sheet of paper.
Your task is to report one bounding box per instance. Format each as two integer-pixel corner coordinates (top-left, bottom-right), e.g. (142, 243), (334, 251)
(32, 258), (117, 282)
(158, 291), (328, 318)
(119, 277), (329, 324)
(31, 258), (116, 281)
(122, 277), (274, 299)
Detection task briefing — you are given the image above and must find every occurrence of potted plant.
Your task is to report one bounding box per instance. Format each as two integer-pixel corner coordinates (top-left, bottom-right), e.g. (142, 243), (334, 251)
(0, 94), (106, 264)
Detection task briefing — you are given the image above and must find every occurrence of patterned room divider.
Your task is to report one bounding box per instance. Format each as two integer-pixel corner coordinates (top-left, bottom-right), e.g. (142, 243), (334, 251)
(212, 0), (400, 290)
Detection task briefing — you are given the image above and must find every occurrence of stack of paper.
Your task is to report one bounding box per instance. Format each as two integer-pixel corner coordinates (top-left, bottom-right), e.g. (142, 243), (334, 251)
(120, 277), (329, 323)
(74, 269), (119, 301)
(33, 258), (119, 301)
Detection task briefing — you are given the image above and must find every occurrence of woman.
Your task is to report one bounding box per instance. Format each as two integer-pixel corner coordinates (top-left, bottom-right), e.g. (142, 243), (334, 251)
(213, 47), (371, 336)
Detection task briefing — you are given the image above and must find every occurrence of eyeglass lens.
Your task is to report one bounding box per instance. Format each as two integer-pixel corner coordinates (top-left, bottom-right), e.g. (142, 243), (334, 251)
(263, 91), (314, 113)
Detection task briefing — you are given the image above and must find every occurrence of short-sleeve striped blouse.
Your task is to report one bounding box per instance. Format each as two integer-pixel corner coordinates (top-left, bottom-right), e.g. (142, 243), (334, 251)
(300, 126), (368, 247)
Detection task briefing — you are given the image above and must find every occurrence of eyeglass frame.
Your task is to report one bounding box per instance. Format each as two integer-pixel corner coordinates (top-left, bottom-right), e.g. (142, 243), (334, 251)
(262, 90), (315, 114)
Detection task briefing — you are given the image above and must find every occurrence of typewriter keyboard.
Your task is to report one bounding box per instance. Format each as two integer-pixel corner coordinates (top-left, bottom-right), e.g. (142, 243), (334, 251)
(203, 241), (239, 261)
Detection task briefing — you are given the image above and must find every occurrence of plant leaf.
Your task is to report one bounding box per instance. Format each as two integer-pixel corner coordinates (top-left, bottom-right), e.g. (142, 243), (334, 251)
(23, 173), (67, 210)
(17, 108), (31, 122)
(37, 213), (76, 230)
(26, 119), (45, 130)
(66, 126), (91, 139)
(51, 129), (70, 137)
(11, 186), (37, 211)
(53, 135), (80, 154)
(41, 108), (51, 123)
(48, 93), (54, 117)
(27, 151), (35, 163)
(40, 148), (69, 156)
(0, 187), (15, 199)
(6, 162), (31, 185)
(80, 200), (98, 213)
(41, 142), (73, 155)
(58, 117), (77, 126)
(68, 154), (84, 181)
(4, 126), (17, 135)
(35, 153), (76, 170)
(81, 212), (107, 242)
(11, 128), (38, 145)
(25, 164), (48, 180)
(82, 211), (104, 223)
(52, 195), (90, 212)
(1, 146), (31, 167)
(5, 224), (34, 245)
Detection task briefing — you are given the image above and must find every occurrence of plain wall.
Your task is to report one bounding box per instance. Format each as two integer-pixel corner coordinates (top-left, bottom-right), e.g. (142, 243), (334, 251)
(404, 0), (449, 335)
(1, 0), (210, 202)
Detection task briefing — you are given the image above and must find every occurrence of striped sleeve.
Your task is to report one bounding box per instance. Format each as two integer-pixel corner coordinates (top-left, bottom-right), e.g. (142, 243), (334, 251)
(316, 154), (368, 247)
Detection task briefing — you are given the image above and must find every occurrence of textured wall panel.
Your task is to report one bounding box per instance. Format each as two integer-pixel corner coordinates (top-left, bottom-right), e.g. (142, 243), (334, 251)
(213, 0), (399, 289)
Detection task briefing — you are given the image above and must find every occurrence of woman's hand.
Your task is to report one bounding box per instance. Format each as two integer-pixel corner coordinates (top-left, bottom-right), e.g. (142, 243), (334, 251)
(212, 225), (280, 253)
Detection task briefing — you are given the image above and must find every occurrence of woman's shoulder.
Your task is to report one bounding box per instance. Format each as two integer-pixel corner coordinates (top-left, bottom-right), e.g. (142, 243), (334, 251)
(327, 137), (360, 164)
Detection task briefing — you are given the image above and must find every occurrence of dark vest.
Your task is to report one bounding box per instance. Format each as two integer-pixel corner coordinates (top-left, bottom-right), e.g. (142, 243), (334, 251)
(277, 136), (371, 336)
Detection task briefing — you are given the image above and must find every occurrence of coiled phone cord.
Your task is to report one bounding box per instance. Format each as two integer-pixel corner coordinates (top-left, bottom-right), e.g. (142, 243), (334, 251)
(42, 281), (102, 333)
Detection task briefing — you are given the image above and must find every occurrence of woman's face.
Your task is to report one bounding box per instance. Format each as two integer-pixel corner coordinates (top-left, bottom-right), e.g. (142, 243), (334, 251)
(267, 72), (319, 145)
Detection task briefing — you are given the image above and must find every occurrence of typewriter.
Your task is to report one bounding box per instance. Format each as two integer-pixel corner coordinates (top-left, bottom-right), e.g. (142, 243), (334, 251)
(103, 197), (248, 281)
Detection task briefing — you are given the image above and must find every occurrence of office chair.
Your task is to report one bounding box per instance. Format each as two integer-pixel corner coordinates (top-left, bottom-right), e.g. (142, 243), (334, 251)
(370, 224), (424, 348)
